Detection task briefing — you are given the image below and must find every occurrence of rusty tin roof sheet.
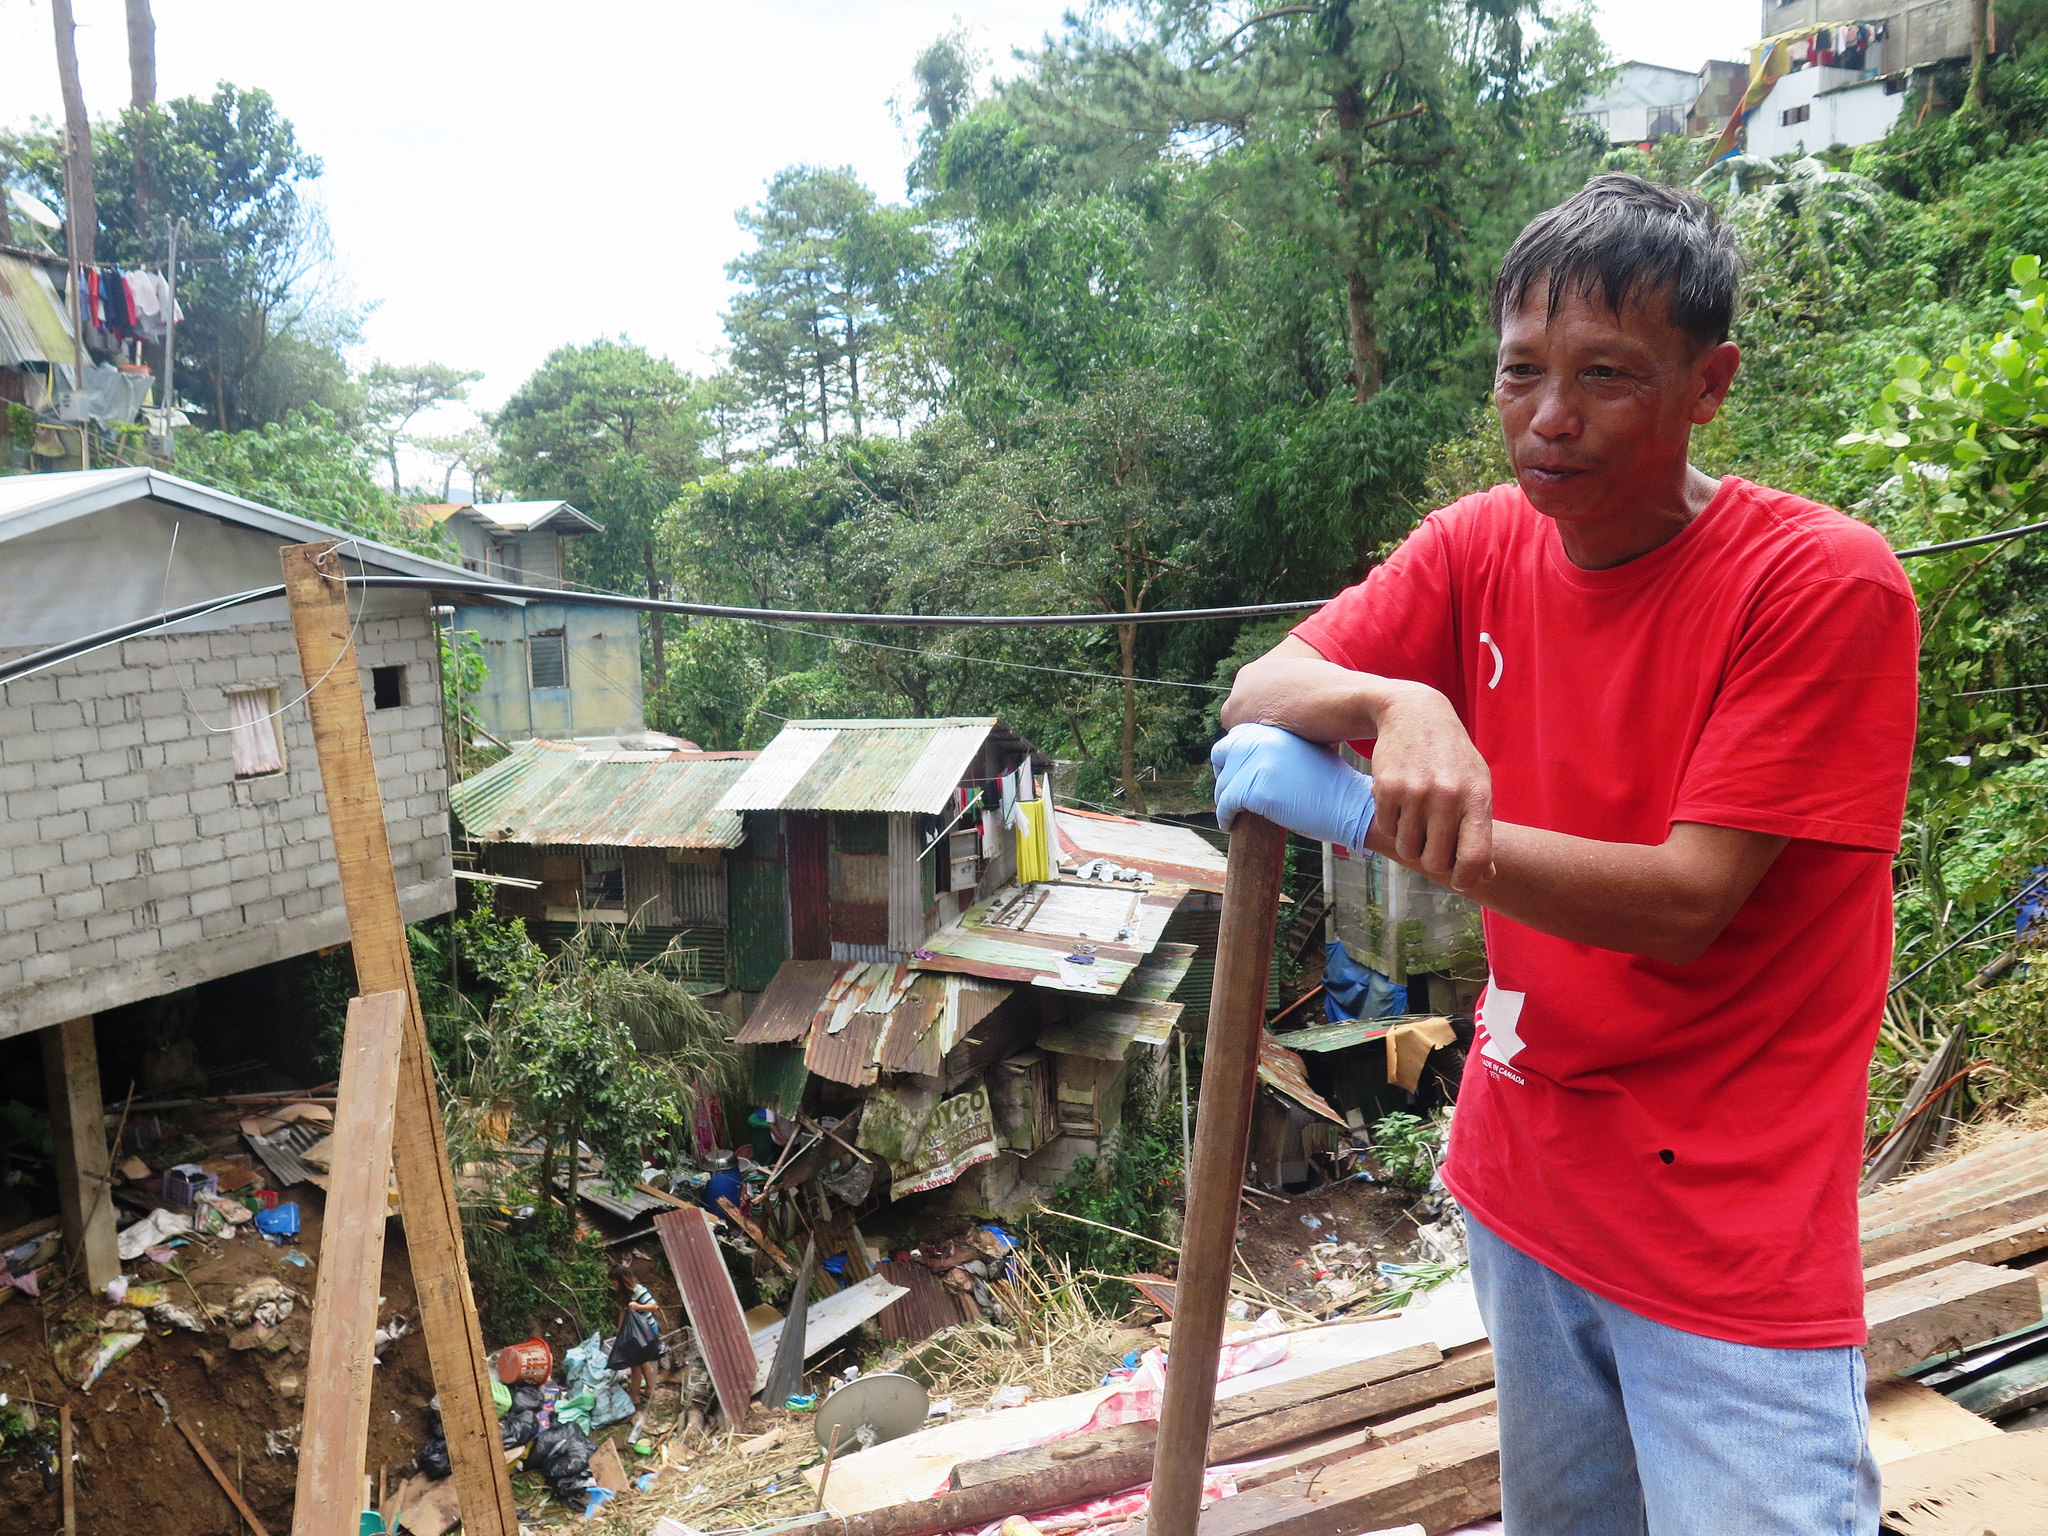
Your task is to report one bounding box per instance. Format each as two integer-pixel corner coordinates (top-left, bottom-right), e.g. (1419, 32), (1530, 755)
(653, 1206), (756, 1425)
(1257, 1031), (1344, 1124)
(1055, 808), (1229, 893)
(451, 738), (755, 849)
(717, 718), (1041, 817)
(914, 877), (1190, 995)
(740, 961), (1014, 1086)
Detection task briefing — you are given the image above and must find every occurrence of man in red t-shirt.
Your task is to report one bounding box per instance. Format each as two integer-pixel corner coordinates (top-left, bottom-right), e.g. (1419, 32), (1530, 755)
(1214, 175), (1918, 1534)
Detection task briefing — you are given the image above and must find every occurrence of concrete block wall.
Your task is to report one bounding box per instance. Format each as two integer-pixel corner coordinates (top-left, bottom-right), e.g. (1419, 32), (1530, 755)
(0, 606), (455, 1039)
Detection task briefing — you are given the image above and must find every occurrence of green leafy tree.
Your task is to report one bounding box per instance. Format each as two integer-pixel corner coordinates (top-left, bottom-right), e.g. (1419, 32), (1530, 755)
(360, 359), (482, 492)
(724, 166), (934, 452)
(492, 340), (708, 690)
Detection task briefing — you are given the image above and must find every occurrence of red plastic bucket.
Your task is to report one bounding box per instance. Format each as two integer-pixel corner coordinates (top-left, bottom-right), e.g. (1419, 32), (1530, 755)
(497, 1337), (553, 1385)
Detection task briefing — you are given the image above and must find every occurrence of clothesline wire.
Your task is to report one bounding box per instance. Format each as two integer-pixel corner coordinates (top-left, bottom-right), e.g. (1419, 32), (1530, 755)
(1890, 871), (2048, 995)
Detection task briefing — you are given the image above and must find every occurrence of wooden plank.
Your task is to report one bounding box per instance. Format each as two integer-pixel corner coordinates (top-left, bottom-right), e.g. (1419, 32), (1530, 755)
(40, 1016), (117, 1291)
(951, 1350), (1494, 1491)
(1860, 1129), (2048, 1227)
(1215, 1343), (1443, 1423)
(281, 541), (518, 1536)
(1865, 1379), (2002, 1466)
(1879, 1426), (2048, 1536)
(59, 1404), (74, 1536)
(1862, 1182), (2048, 1267)
(179, 1418), (275, 1536)
(1864, 1212), (2048, 1289)
(1949, 1347), (2048, 1420)
(1149, 813), (1288, 1536)
(1128, 1414), (1501, 1536)
(655, 1205), (757, 1426)
(1232, 1390), (1499, 1491)
(1864, 1261), (2045, 1379)
(291, 990), (407, 1536)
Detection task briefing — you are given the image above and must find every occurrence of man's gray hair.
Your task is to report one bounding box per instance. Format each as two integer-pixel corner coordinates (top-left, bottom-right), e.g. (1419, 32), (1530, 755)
(1491, 173), (1741, 348)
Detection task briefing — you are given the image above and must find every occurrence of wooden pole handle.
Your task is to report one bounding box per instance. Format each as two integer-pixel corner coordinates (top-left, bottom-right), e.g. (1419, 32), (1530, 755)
(1146, 813), (1289, 1536)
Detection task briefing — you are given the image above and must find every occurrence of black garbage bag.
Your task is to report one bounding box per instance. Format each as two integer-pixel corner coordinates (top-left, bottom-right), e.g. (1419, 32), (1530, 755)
(499, 1407), (540, 1449)
(417, 1437), (452, 1479)
(529, 1423), (598, 1502)
(606, 1305), (663, 1369)
(508, 1383), (545, 1415)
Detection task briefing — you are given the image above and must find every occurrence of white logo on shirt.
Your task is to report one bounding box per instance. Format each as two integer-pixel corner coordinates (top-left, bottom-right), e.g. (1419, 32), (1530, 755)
(1476, 979), (1527, 1066)
(1479, 631), (1504, 689)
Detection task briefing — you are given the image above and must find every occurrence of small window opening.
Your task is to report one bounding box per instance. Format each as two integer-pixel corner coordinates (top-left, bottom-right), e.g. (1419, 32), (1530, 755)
(529, 629), (567, 689)
(1780, 103), (1810, 126)
(371, 665), (405, 710)
(227, 688), (285, 777)
(582, 858), (625, 909)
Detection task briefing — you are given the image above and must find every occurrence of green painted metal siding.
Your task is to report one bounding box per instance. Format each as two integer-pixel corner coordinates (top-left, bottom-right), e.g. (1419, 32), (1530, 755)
(534, 921), (726, 990)
(728, 817), (789, 992)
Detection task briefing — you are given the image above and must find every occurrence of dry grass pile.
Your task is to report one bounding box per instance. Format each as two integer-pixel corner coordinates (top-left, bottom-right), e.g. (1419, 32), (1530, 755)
(614, 1250), (1135, 1535)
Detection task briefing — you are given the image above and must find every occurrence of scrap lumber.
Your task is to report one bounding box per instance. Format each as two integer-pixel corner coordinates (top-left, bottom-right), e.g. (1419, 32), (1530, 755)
(41, 1015), (119, 1291)
(1878, 1426), (2048, 1536)
(1866, 1379), (2003, 1465)
(1150, 813), (1289, 1536)
(949, 1343), (1449, 1489)
(655, 1205), (757, 1426)
(282, 541), (519, 1536)
(292, 990), (407, 1536)
(1231, 1390), (1501, 1492)
(949, 1350), (1495, 1494)
(1125, 1414), (1501, 1536)
(178, 1417), (275, 1536)
(1863, 1211), (2048, 1289)
(750, 1273), (909, 1390)
(59, 1404), (74, 1536)
(1859, 1129), (2048, 1265)
(1863, 1261), (2044, 1378)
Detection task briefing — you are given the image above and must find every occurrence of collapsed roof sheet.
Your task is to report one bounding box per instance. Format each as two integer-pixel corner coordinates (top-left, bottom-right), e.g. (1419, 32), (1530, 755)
(1257, 1031), (1345, 1124)
(450, 738), (755, 849)
(914, 877), (1188, 995)
(1054, 808), (1229, 892)
(736, 959), (1013, 1087)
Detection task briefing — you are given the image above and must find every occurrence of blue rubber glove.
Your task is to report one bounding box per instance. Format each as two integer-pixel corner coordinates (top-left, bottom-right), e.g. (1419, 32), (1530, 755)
(1211, 723), (1377, 849)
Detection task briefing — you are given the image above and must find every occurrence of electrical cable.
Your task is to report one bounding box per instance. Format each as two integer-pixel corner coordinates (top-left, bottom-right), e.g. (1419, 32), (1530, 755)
(1893, 519), (2048, 559)
(1890, 873), (2047, 995)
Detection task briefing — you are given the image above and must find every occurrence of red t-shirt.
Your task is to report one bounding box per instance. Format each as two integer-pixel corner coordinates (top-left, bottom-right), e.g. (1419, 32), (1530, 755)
(1293, 476), (1919, 1348)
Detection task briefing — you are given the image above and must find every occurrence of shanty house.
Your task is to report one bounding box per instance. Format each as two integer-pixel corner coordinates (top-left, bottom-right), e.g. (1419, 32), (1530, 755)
(420, 499), (644, 743)
(0, 466), (483, 1285)
(449, 737), (757, 993)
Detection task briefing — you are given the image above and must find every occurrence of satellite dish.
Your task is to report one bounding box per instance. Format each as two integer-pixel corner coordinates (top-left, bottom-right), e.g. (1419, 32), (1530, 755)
(9, 189), (62, 232)
(814, 1372), (929, 1453)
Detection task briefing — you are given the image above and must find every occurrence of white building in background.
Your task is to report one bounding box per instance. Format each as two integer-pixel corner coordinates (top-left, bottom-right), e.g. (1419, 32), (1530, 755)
(1572, 62), (1706, 145)
(1744, 64), (1911, 156)
(1742, 1), (1976, 156)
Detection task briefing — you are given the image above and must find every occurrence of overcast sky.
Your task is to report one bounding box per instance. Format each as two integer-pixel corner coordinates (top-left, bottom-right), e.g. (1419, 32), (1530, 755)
(0, 0), (1764, 465)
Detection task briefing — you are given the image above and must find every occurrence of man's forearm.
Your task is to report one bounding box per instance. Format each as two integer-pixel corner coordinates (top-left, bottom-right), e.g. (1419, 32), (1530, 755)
(1221, 645), (1416, 741)
(1370, 820), (1788, 965)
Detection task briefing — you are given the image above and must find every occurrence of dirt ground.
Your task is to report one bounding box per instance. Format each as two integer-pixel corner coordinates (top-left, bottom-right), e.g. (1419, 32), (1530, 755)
(1233, 1175), (1433, 1314)
(0, 1130), (438, 1534)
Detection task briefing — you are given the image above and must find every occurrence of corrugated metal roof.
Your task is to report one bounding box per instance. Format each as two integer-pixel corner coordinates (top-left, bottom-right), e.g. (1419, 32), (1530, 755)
(1272, 1017), (1398, 1053)
(733, 961), (847, 1045)
(1054, 809), (1230, 893)
(450, 738), (754, 849)
(0, 254), (74, 367)
(874, 1259), (970, 1342)
(654, 1206), (757, 1426)
(422, 499), (602, 534)
(1257, 1031), (1344, 1123)
(914, 877), (1188, 995)
(718, 718), (1018, 816)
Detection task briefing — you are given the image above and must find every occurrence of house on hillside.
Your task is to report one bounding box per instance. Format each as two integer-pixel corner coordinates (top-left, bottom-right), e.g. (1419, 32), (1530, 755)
(419, 499), (645, 743)
(1571, 61), (1709, 144)
(1739, 4), (1975, 157)
(718, 717), (1316, 1210)
(0, 466), (484, 1287)
(449, 737), (758, 994)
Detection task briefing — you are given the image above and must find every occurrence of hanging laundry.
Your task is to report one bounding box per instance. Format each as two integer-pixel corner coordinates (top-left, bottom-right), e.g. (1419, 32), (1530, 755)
(1000, 769), (1020, 830)
(1018, 758), (1034, 801)
(1015, 800), (1052, 884)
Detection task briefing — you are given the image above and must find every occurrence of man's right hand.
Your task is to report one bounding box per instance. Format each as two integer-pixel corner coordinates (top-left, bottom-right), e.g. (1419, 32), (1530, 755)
(1224, 635), (1494, 891)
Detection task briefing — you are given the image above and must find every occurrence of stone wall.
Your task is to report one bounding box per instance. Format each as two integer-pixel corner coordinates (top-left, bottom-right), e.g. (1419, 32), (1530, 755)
(0, 608), (455, 1038)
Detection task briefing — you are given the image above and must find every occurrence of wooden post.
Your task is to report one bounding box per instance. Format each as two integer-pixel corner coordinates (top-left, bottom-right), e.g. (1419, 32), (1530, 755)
(280, 541), (518, 1536)
(292, 990), (407, 1536)
(40, 1015), (117, 1292)
(59, 1403), (75, 1536)
(1146, 814), (1288, 1536)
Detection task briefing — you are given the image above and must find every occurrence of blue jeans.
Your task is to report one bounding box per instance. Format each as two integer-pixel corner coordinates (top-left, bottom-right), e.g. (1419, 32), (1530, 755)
(1467, 1215), (1878, 1536)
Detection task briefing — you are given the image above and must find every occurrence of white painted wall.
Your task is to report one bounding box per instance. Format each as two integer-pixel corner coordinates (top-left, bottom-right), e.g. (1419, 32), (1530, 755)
(1748, 68), (1905, 156)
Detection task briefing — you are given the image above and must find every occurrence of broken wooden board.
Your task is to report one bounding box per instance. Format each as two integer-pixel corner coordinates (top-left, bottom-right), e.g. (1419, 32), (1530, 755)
(1860, 1130), (2048, 1266)
(1864, 1210), (2048, 1289)
(950, 1348), (1490, 1490)
(1231, 1389), (1500, 1492)
(749, 1273), (909, 1392)
(655, 1206), (757, 1426)
(1879, 1426), (2048, 1536)
(1124, 1413), (1501, 1536)
(382, 1474), (462, 1536)
(589, 1439), (628, 1492)
(1864, 1261), (2045, 1378)
(1864, 1379), (2002, 1467)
